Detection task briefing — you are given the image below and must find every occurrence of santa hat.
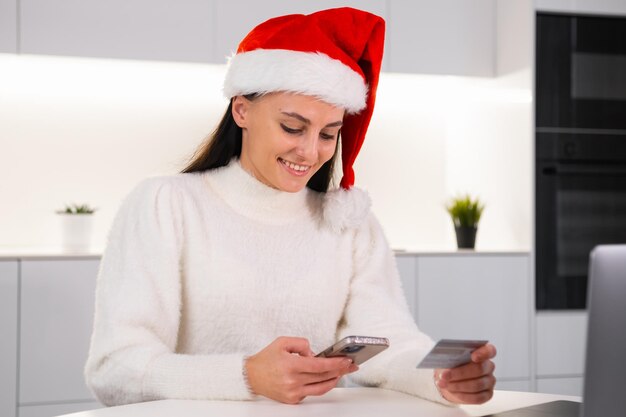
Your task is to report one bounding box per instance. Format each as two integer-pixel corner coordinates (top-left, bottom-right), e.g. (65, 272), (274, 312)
(223, 7), (385, 189)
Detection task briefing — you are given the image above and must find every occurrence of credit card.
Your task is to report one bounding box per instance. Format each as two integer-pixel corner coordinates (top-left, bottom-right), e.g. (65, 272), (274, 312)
(416, 339), (488, 369)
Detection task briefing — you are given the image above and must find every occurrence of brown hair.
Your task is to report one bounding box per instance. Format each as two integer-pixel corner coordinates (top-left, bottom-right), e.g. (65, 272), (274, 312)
(181, 96), (340, 193)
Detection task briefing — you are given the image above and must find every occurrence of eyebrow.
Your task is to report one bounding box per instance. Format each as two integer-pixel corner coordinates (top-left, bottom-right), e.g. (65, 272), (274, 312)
(281, 112), (343, 128)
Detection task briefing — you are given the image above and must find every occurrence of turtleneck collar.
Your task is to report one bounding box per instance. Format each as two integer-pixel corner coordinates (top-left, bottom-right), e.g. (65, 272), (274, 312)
(203, 158), (317, 224)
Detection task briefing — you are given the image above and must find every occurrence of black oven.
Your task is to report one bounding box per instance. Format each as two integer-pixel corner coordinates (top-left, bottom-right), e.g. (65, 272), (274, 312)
(536, 12), (626, 310)
(536, 133), (626, 309)
(536, 12), (626, 131)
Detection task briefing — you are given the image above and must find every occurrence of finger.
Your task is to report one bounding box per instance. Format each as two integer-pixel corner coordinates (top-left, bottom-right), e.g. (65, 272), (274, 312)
(445, 389), (494, 405)
(299, 362), (359, 384)
(471, 344), (497, 363)
(441, 360), (495, 383)
(301, 376), (342, 397)
(296, 356), (354, 374)
(442, 374), (496, 394)
(277, 336), (314, 357)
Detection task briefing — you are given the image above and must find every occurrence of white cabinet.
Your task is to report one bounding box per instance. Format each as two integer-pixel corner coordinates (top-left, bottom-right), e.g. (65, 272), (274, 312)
(19, 259), (100, 408)
(20, 0), (214, 62)
(387, 0), (495, 76)
(18, 401), (100, 417)
(395, 254), (418, 319)
(11, 0), (504, 77)
(536, 377), (584, 397)
(536, 0), (626, 16)
(0, 0), (17, 53)
(212, 0), (389, 67)
(535, 311), (587, 396)
(0, 261), (18, 417)
(395, 253), (532, 388)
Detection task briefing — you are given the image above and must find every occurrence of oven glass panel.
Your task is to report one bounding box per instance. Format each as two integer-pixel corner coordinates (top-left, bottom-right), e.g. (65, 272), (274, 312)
(572, 53), (626, 101)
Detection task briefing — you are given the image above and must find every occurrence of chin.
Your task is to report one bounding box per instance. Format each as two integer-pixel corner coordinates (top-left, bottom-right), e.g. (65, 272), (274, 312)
(274, 175), (309, 193)
(278, 181), (307, 193)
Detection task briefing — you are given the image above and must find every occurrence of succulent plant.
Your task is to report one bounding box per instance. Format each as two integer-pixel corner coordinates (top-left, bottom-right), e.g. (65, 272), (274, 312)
(446, 195), (484, 228)
(57, 203), (97, 214)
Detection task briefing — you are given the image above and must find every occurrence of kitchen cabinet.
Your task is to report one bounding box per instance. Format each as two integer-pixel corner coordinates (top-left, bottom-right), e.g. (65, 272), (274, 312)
(19, 401), (100, 417)
(395, 254), (417, 319)
(212, 0), (389, 68)
(19, 0), (214, 62)
(19, 259), (101, 410)
(536, 0), (626, 16)
(395, 253), (532, 388)
(536, 377), (584, 397)
(387, 0), (495, 76)
(0, 0), (17, 53)
(0, 261), (18, 417)
(535, 311), (587, 396)
(11, 0), (505, 77)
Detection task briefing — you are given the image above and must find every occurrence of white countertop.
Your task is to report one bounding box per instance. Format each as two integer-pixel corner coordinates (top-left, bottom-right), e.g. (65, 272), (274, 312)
(0, 246), (529, 260)
(57, 388), (580, 417)
(393, 249), (530, 256)
(0, 246), (103, 260)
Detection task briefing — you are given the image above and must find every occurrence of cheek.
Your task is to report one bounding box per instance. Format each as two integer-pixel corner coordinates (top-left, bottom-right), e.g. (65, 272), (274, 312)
(319, 141), (338, 162)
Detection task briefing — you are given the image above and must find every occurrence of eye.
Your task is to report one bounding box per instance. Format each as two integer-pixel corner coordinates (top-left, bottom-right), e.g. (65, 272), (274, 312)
(320, 132), (337, 141)
(280, 124), (301, 135)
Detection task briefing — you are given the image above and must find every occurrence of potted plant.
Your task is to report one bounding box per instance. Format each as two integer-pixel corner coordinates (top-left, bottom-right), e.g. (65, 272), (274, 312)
(56, 203), (97, 250)
(446, 195), (485, 249)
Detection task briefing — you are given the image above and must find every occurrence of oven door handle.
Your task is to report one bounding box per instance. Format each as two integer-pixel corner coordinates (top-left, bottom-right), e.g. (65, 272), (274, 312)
(543, 166), (626, 176)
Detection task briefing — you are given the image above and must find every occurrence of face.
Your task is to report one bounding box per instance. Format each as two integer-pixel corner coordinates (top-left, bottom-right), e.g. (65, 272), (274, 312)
(232, 92), (344, 193)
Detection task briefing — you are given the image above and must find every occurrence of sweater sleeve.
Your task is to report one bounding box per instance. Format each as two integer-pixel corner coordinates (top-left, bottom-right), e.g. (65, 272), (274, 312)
(337, 213), (455, 406)
(84, 178), (253, 406)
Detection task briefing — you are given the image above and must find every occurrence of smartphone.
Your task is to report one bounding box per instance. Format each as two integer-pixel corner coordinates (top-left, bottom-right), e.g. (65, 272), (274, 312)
(315, 335), (389, 365)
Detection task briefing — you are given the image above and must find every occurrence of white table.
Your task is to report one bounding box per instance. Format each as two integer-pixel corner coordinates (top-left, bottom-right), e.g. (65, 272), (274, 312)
(57, 388), (581, 417)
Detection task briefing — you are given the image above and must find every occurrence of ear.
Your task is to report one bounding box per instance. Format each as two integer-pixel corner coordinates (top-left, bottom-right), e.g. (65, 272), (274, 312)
(231, 95), (250, 128)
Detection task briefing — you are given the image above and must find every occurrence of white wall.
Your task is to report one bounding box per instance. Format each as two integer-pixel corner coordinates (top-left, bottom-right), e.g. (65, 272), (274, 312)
(0, 53), (531, 252)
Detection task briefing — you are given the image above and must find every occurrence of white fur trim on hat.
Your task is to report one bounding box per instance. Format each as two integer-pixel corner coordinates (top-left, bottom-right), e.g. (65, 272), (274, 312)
(322, 187), (372, 233)
(223, 49), (367, 114)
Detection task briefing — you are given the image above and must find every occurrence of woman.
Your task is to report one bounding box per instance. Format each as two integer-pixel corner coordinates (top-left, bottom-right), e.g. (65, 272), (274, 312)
(85, 7), (496, 407)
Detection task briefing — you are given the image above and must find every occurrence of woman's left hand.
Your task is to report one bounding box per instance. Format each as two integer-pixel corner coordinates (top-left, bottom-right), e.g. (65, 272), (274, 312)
(435, 343), (497, 405)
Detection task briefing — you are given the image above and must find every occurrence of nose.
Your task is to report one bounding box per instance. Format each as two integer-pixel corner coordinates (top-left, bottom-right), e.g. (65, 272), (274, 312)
(295, 132), (318, 160)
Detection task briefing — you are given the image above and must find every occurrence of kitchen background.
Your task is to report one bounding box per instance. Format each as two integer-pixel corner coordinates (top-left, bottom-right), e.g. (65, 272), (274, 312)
(0, 0), (533, 252)
(1, 1), (625, 417)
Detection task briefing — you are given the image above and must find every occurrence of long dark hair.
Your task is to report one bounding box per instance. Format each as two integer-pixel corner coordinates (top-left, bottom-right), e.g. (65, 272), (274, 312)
(181, 97), (340, 193)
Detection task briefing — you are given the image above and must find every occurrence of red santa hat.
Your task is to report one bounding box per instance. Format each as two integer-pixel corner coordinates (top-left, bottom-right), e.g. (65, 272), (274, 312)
(223, 7), (385, 189)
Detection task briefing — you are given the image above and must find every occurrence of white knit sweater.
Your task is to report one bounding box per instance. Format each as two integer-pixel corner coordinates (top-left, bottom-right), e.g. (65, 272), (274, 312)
(85, 160), (449, 406)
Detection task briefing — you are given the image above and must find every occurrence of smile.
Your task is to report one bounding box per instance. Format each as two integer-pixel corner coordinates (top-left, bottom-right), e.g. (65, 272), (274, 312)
(278, 158), (311, 175)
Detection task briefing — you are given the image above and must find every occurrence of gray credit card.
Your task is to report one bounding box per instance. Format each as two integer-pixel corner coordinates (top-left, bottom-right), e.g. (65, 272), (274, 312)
(416, 339), (488, 369)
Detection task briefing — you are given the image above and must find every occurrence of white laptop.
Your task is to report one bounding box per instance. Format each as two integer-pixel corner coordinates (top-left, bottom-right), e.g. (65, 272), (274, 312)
(483, 244), (626, 417)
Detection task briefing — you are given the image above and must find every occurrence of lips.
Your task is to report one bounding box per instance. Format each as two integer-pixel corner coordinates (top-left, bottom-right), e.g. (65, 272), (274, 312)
(278, 157), (311, 176)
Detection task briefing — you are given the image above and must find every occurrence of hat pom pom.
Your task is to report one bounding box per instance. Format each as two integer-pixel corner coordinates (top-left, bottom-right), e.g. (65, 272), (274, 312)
(322, 187), (372, 233)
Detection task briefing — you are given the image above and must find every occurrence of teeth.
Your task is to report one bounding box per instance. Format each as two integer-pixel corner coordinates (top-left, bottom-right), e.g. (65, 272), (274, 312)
(280, 158), (310, 172)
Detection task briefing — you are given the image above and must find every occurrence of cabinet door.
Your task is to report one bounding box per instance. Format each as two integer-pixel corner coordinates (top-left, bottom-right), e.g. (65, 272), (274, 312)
(416, 255), (531, 380)
(0, 0), (17, 53)
(213, 0), (389, 68)
(19, 259), (99, 404)
(536, 377), (584, 397)
(0, 261), (18, 417)
(20, 0), (214, 62)
(395, 255), (417, 320)
(536, 312), (587, 377)
(536, 0), (626, 15)
(19, 401), (100, 417)
(387, 0), (495, 76)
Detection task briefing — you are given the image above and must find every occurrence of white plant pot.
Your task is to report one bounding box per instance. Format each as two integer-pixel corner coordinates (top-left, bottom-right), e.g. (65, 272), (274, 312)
(58, 213), (94, 250)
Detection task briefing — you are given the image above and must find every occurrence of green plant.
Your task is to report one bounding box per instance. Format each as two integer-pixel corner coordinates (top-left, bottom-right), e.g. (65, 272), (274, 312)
(57, 203), (97, 214)
(446, 195), (484, 228)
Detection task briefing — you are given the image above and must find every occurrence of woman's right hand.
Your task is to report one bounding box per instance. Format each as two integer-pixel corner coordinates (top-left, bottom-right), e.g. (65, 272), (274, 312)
(244, 336), (359, 404)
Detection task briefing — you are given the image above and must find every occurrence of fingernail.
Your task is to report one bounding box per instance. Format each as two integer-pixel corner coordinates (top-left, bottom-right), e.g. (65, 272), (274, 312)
(342, 358), (353, 366)
(441, 370), (451, 380)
